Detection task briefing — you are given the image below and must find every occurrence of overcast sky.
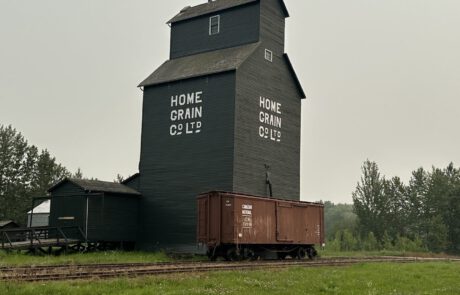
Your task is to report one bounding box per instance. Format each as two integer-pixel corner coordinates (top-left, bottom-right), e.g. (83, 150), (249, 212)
(1, 0), (459, 204)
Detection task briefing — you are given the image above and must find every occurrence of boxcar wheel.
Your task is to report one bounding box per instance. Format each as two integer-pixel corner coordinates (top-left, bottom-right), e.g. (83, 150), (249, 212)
(207, 248), (218, 261)
(244, 248), (258, 261)
(307, 247), (317, 260)
(297, 247), (306, 260)
(226, 248), (240, 261)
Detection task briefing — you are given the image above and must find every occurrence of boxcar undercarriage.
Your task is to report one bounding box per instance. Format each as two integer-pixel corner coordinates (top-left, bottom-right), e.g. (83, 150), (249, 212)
(207, 244), (318, 261)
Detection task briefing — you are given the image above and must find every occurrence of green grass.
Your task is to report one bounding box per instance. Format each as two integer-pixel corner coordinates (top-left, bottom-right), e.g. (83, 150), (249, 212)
(319, 249), (458, 259)
(1, 249), (456, 268)
(0, 251), (172, 267)
(1, 262), (459, 294)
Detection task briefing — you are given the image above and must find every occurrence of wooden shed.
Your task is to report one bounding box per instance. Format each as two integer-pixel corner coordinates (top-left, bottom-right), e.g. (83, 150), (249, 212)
(48, 178), (141, 245)
(27, 200), (50, 228)
(0, 220), (19, 230)
(136, 0), (305, 251)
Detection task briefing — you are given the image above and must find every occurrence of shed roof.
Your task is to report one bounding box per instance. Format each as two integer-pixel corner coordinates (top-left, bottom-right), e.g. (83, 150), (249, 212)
(168, 0), (289, 24)
(48, 178), (141, 196)
(27, 200), (51, 214)
(139, 42), (260, 87)
(0, 220), (19, 228)
(122, 173), (140, 185)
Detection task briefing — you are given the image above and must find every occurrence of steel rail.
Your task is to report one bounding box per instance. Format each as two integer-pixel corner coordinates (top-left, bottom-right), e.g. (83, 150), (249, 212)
(1, 257), (458, 282)
(0, 259), (401, 282)
(0, 256), (410, 273)
(0, 255), (423, 272)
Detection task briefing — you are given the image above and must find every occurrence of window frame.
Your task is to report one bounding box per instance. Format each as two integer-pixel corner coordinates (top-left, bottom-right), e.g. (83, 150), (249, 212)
(265, 49), (273, 62)
(209, 15), (220, 35)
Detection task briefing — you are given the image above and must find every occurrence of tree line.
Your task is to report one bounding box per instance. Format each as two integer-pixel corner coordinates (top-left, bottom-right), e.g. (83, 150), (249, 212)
(0, 125), (72, 225)
(0, 124), (130, 226)
(326, 160), (460, 254)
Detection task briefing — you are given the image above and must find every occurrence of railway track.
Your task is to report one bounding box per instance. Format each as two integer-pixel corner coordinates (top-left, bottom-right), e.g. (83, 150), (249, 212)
(1, 257), (458, 282)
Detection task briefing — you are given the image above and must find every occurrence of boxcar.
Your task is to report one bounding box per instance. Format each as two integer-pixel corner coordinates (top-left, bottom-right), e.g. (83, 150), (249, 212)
(197, 191), (324, 260)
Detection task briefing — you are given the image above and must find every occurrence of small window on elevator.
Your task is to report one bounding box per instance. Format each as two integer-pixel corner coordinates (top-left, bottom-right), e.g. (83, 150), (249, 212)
(265, 49), (273, 62)
(209, 15), (220, 35)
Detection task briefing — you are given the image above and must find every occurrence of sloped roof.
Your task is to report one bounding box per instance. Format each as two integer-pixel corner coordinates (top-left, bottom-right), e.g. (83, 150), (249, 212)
(139, 42), (260, 87)
(283, 54), (306, 99)
(122, 173), (140, 185)
(168, 0), (289, 24)
(48, 178), (141, 196)
(28, 200), (50, 214)
(0, 220), (19, 228)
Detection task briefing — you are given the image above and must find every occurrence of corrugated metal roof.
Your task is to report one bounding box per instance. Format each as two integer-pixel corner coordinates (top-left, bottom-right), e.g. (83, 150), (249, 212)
(48, 178), (141, 196)
(27, 200), (50, 214)
(168, 0), (289, 24)
(139, 42), (260, 87)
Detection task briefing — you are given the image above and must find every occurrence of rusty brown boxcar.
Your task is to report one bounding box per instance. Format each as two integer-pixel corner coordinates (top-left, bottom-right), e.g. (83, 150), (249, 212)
(197, 192), (324, 260)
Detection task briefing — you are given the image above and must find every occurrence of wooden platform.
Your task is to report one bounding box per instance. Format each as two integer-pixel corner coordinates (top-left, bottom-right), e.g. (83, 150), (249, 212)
(1, 238), (82, 250)
(1, 226), (86, 252)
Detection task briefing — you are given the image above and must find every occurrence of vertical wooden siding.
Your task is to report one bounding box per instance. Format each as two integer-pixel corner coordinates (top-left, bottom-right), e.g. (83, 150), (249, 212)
(259, 0), (286, 55)
(49, 182), (138, 242)
(137, 0), (303, 250)
(87, 194), (138, 242)
(170, 3), (260, 59)
(233, 46), (301, 200)
(49, 182), (86, 230)
(138, 72), (236, 250)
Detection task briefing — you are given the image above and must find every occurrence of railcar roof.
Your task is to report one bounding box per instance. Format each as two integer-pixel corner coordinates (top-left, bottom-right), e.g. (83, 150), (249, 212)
(198, 191), (324, 207)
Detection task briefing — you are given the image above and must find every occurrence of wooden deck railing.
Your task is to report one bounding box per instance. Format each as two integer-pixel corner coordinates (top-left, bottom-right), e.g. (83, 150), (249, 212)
(0, 226), (86, 250)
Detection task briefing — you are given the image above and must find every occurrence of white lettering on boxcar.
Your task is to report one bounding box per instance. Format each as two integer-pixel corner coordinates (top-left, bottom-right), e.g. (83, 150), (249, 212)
(258, 96), (282, 143)
(242, 204), (253, 228)
(242, 210), (252, 215)
(242, 216), (252, 228)
(170, 91), (203, 136)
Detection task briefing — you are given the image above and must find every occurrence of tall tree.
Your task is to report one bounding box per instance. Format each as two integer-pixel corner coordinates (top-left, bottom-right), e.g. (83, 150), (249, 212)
(406, 168), (429, 237)
(0, 125), (30, 222)
(352, 160), (387, 241)
(0, 125), (70, 225)
(384, 176), (409, 237)
(447, 188), (460, 252)
(352, 161), (460, 253)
